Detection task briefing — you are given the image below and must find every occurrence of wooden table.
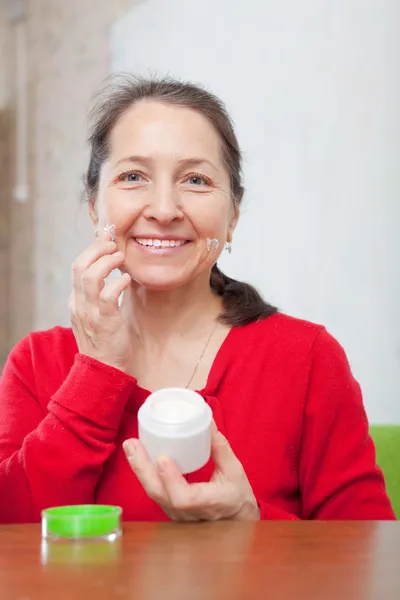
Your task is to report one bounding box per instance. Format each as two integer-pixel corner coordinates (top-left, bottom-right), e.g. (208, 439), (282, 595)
(0, 521), (399, 599)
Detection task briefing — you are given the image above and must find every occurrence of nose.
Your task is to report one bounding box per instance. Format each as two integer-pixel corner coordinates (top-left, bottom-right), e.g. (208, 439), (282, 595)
(142, 182), (184, 224)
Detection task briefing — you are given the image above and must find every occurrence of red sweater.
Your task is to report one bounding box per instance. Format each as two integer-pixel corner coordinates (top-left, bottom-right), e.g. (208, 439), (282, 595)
(0, 314), (395, 523)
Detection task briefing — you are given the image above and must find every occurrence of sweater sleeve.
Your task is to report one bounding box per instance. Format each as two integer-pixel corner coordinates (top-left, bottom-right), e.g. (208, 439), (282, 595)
(0, 337), (137, 523)
(255, 328), (395, 521)
(298, 328), (395, 520)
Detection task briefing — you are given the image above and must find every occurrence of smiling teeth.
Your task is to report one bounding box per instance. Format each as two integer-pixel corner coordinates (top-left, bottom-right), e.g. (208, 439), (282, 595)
(136, 239), (186, 247)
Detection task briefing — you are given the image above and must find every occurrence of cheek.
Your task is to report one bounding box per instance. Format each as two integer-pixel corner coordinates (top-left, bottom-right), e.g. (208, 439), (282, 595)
(188, 196), (232, 237)
(98, 188), (142, 229)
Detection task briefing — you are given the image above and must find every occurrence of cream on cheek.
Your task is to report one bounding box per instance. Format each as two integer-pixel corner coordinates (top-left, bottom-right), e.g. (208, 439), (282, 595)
(184, 188), (232, 244)
(96, 151), (234, 247)
(186, 208), (232, 271)
(95, 165), (142, 235)
(193, 167), (233, 246)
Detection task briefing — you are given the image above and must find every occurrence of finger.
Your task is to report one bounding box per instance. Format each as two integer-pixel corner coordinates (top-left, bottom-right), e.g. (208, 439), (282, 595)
(165, 508), (201, 523)
(81, 252), (126, 305)
(100, 224), (116, 243)
(72, 240), (116, 294)
(211, 424), (243, 478)
(157, 457), (214, 512)
(75, 228), (117, 271)
(123, 439), (168, 505)
(99, 272), (131, 316)
(156, 456), (190, 499)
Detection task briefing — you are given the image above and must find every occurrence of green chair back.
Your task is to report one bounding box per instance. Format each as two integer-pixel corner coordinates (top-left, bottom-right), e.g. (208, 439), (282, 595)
(370, 425), (400, 519)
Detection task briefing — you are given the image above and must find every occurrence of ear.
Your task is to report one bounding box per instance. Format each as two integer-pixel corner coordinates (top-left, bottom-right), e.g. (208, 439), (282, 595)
(88, 196), (99, 230)
(227, 203), (239, 242)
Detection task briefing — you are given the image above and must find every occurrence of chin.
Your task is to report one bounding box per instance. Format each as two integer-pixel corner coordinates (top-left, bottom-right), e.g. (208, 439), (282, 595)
(127, 266), (194, 292)
(134, 279), (186, 292)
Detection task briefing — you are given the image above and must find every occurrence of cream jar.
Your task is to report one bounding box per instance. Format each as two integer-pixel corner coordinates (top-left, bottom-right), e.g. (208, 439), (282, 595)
(138, 387), (212, 474)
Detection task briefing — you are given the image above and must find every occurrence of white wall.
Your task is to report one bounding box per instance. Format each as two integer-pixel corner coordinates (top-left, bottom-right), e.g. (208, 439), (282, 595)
(0, 4), (10, 109)
(111, 0), (400, 424)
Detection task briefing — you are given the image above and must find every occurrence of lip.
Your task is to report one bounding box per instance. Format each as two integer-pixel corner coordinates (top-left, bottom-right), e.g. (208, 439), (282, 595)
(131, 238), (192, 256)
(132, 234), (191, 241)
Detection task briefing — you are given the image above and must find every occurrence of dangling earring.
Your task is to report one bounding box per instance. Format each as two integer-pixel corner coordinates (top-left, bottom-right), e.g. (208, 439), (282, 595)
(225, 241), (232, 254)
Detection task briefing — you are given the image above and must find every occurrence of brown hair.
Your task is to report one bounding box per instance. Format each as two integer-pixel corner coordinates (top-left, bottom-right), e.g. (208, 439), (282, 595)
(85, 74), (277, 326)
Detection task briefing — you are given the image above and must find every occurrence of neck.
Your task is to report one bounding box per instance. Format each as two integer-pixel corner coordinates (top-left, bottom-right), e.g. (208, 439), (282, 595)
(121, 273), (223, 349)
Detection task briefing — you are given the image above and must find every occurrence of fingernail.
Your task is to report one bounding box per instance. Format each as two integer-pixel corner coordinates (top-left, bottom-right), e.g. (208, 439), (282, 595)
(123, 440), (136, 459)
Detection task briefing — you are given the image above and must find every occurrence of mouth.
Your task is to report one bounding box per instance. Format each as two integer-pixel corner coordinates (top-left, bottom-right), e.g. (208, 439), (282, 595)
(132, 237), (192, 254)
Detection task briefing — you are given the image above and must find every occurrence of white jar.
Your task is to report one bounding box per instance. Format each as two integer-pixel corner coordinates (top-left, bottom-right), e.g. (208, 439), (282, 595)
(138, 388), (213, 474)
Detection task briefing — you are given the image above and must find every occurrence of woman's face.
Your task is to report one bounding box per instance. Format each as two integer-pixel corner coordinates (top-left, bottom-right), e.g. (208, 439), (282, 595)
(90, 101), (238, 291)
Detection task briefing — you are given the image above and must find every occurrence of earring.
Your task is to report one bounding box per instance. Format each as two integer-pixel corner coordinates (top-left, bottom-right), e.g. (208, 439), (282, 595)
(225, 241), (232, 254)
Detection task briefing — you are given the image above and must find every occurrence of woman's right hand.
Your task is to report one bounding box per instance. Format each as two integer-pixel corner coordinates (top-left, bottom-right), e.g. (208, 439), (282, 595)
(69, 228), (133, 373)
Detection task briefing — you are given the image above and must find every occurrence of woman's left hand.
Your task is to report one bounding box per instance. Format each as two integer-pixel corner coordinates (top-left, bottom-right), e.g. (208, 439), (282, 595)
(123, 424), (260, 522)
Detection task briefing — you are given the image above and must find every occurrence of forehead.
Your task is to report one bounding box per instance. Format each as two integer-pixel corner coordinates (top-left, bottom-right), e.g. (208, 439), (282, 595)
(108, 100), (223, 163)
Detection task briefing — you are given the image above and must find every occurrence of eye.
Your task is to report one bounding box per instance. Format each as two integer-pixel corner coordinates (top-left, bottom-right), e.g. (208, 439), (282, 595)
(183, 173), (212, 187)
(119, 171), (144, 183)
(189, 176), (205, 185)
(125, 173), (141, 182)
(114, 170), (148, 186)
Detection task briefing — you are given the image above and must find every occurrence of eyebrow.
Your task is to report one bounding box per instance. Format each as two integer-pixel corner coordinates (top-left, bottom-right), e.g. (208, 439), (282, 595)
(177, 157), (218, 171)
(114, 155), (153, 168)
(114, 155), (218, 171)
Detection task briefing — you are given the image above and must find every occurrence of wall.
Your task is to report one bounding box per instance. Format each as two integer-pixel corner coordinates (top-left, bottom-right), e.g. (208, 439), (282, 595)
(112, 0), (400, 423)
(0, 3), (10, 108)
(0, 3), (8, 364)
(31, 0), (132, 332)
(0, 3), (18, 365)
(0, 0), (131, 360)
(0, 109), (12, 366)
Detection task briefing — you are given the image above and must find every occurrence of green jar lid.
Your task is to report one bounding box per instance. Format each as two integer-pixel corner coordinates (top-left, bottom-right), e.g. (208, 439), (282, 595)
(41, 505), (122, 541)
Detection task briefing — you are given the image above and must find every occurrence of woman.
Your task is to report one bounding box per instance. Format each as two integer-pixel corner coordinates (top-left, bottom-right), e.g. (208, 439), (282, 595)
(0, 75), (395, 522)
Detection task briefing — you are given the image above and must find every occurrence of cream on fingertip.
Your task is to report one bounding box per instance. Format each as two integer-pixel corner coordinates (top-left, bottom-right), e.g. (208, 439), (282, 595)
(103, 224), (117, 242)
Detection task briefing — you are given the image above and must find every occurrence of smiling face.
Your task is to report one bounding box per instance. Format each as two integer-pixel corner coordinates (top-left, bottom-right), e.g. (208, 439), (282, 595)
(89, 101), (238, 291)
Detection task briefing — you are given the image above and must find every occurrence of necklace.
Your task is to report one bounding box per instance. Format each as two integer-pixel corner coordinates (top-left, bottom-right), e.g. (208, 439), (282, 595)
(185, 321), (219, 389)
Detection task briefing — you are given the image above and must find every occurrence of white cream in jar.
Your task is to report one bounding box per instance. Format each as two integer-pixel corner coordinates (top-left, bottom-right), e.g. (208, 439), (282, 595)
(138, 388), (212, 474)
